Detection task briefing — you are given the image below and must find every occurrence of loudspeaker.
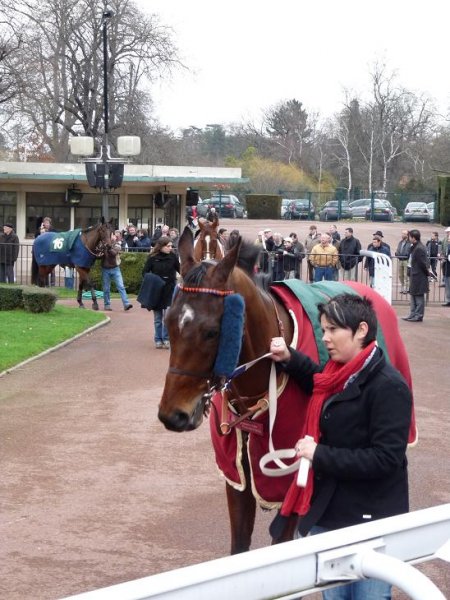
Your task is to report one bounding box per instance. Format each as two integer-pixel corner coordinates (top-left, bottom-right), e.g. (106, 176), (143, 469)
(66, 188), (83, 204)
(186, 189), (199, 206)
(109, 163), (124, 189)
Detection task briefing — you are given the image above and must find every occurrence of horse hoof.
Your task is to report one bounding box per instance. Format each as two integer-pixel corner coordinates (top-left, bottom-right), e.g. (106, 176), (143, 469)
(79, 304), (85, 309)
(92, 305), (99, 311)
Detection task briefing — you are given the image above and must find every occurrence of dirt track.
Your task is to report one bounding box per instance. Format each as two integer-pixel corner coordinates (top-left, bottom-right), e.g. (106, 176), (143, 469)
(1, 218), (449, 599)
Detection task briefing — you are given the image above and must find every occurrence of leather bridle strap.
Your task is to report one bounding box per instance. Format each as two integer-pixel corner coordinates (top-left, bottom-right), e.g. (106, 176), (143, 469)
(168, 366), (213, 379)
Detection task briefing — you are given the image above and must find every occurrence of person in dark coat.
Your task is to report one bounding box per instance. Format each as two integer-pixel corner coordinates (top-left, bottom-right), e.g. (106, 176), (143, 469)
(270, 293), (412, 600)
(338, 227), (362, 281)
(402, 229), (430, 322)
(0, 223), (20, 283)
(142, 236), (180, 349)
(364, 235), (391, 287)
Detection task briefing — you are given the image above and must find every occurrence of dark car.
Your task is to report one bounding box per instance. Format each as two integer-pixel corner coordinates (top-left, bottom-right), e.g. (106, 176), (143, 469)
(283, 199), (315, 220)
(200, 195), (245, 218)
(365, 200), (395, 222)
(318, 200), (353, 221)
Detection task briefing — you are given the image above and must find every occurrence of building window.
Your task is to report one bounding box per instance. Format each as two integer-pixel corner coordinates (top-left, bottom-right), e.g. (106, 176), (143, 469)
(128, 195), (153, 230)
(73, 193), (118, 229)
(26, 192), (69, 237)
(0, 192), (17, 229)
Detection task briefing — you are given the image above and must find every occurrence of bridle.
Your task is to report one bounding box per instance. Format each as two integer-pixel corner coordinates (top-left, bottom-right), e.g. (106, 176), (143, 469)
(167, 283), (285, 435)
(81, 225), (112, 258)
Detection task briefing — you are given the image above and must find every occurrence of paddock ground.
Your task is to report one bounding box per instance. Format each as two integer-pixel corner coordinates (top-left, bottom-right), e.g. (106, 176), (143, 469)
(0, 218), (449, 599)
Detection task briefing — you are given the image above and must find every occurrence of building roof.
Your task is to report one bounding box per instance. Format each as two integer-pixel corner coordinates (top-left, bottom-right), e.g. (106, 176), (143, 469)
(0, 161), (247, 185)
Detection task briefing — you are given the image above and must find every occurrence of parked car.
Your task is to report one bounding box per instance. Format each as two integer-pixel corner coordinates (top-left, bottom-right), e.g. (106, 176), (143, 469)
(196, 198), (208, 218)
(349, 198), (373, 218)
(197, 195), (245, 219)
(283, 199), (315, 220)
(318, 200), (353, 221)
(403, 202), (431, 222)
(427, 202), (435, 220)
(365, 200), (395, 222)
(349, 198), (397, 219)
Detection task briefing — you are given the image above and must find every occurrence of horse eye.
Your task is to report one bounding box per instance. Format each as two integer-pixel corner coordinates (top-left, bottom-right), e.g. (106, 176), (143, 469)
(204, 330), (219, 340)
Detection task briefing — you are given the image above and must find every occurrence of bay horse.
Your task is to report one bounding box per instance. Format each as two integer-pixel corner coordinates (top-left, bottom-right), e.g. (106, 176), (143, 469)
(158, 227), (416, 554)
(193, 216), (225, 261)
(33, 219), (113, 310)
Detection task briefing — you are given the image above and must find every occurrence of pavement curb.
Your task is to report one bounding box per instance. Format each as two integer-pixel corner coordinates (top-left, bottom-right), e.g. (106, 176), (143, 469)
(0, 316), (110, 379)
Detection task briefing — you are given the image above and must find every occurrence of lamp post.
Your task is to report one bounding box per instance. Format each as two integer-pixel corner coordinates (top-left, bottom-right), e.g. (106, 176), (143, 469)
(101, 6), (112, 219)
(69, 5), (140, 222)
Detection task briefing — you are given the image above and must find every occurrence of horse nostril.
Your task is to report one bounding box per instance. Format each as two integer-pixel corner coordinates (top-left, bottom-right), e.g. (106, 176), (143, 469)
(158, 409), (190, 432)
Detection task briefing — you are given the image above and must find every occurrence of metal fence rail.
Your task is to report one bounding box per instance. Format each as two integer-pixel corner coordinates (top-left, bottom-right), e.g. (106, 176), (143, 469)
(62, 504), (450, 600)
(1, 243), (446, 305)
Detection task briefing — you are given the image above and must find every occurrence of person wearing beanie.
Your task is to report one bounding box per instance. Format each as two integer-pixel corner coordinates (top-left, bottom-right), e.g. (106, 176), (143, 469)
(0, 223), (20, 283)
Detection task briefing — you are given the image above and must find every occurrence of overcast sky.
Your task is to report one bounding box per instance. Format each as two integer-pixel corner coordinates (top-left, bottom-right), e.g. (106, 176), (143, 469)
(135, 0), (450, 131)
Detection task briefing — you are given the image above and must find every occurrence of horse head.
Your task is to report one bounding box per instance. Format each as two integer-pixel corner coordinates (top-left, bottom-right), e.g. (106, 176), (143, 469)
(158, 226), (243, 432)
(193, 217), (224, 261)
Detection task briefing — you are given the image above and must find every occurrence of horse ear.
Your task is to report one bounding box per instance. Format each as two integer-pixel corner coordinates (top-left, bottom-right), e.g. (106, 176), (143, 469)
(100, 216), (105, 225)
(178, 226), (198, 277)
(210, 236), (241, 286)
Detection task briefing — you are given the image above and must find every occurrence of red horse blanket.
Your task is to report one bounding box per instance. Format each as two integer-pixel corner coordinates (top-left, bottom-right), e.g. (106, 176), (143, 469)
(209, 280), (417, 508)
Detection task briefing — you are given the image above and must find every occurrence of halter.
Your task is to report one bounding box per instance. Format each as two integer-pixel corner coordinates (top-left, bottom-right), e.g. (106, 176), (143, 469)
(81, 226), (111, 258)
(169, 282), (285, 435)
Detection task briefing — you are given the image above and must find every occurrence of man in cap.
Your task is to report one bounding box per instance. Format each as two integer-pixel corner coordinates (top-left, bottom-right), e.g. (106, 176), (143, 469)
(0, 223), (20, 283)
(373, 230), (391, 255)
(440, 227), (450, 306)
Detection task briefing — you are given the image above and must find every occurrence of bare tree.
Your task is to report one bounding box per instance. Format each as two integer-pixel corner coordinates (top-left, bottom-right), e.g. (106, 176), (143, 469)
(0, 0), (180, 161)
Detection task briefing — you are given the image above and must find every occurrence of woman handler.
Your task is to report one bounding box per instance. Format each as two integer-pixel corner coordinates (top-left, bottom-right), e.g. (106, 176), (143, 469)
(270, 293), (412, 600)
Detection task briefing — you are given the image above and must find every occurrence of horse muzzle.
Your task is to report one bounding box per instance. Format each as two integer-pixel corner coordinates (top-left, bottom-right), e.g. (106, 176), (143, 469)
(158, 395), (205, 432)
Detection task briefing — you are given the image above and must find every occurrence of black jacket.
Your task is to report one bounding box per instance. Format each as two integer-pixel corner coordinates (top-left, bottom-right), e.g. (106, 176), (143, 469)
(142, 251), (180, 309)
(338, 236), (361, 270)
(409, 241), (429, 296)
(281, 347), (411, 535)
(0, 231), (20, 264)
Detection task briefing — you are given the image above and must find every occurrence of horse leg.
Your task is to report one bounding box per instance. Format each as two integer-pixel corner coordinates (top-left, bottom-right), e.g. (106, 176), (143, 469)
(225, 437), (257, 554)
(225, 481), (256, 555)
(77, 278), (85, 309)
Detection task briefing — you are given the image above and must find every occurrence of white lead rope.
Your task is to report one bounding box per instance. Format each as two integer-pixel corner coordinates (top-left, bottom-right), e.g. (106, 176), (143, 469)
(229, 352), (311, 487)
(262, 361), (312, 487)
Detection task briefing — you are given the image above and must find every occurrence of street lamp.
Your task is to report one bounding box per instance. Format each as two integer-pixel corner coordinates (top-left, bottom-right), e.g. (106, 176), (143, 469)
(69, 4), (140, 220)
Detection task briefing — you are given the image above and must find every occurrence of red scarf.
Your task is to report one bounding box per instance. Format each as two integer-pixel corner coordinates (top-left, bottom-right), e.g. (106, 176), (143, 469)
(280, 341), (376, 517)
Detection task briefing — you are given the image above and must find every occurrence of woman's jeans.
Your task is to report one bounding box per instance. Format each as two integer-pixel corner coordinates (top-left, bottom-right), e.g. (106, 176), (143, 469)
(154, 309), (168, 343)
(309, 526), (391, 600)
(102, 267), (130, 308)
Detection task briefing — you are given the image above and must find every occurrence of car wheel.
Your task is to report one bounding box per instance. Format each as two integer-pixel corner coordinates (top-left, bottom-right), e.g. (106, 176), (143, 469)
(324, 213), (329, 221)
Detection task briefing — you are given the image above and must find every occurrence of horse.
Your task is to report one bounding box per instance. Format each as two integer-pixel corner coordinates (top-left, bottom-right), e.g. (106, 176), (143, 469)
(158, 227), (416, 555)
(33, 219), (113, 310)
(193, 216), (225, 261)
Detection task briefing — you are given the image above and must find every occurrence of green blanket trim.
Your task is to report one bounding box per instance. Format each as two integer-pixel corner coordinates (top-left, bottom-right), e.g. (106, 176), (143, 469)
(48, 229), (81, 253)
(279, 279), (389, 366)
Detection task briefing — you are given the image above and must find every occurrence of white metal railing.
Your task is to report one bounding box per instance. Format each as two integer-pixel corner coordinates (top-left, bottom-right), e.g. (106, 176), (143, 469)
(62, 504), (450, 600)
(360, 249), (392, 303)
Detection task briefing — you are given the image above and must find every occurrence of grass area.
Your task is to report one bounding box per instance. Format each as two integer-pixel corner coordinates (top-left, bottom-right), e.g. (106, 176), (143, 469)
(0, 304), (107, 372)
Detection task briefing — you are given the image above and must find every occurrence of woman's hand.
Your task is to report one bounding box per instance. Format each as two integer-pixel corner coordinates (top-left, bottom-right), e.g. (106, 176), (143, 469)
(270, 337), (290, 362)
(295, 436), (317, 461)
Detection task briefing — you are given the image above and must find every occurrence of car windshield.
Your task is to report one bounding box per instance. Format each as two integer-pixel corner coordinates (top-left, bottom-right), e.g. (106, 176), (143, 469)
(406, 202), (427, 208)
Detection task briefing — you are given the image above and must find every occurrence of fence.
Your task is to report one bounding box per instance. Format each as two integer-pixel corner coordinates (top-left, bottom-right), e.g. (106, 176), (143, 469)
(62, 503), (450, 599)
(256, 250), (445, 305)
(1, 244), (447, 305)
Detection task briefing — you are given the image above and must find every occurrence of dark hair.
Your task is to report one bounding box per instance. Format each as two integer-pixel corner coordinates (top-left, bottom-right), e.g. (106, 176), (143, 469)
(317, 294), (377, 347)
(345, 227), (353, 234)
(150, 235), (172, 254)
(409, 229), (421, 242)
